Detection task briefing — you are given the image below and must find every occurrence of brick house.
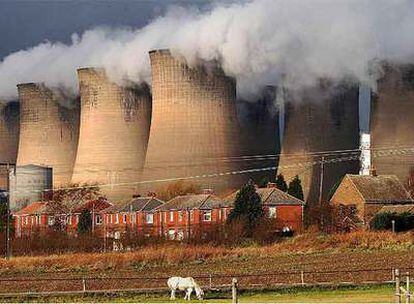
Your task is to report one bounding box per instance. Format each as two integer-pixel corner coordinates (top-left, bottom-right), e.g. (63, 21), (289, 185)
(224, 183), (306, 232)
(154, 192), (232, 240)
(101, 196), (164, 239)
(13, 198), (112, 237)
(330, 174), (414, 226)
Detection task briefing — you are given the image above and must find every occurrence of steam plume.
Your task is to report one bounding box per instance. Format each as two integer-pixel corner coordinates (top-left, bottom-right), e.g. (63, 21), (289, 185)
(0, 0), (413, 100)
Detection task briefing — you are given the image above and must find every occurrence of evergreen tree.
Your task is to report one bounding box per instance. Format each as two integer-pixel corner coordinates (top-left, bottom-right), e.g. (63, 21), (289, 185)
(275, 174), (288, 192)
(227, 182), (264, 235)
(287, 175), (304, 200)
(77, 209), (92, 234)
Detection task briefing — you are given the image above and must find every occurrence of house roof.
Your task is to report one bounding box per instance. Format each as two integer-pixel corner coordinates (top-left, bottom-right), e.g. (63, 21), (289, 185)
(72, 198), (112, 213)
(378, 204), (414, 214)
(224, 187), (305, 206)
(345, 174), (413, 203)
(104, 197), (164, 213)
(14, 201), (48, 215)
(156, 194), (229, 211)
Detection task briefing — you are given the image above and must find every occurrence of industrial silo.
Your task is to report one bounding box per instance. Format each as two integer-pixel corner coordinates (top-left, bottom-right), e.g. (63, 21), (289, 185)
(71, 68), (151, 199)
(277, 80), (360, 205)
(16, 83), (80, 187)
(0, 100), (19, 164)
(143, 49), (244, 193)
(371, 62), (414, 183)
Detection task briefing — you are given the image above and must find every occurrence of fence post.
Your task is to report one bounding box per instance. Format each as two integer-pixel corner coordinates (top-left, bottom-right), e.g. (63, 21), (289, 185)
(406, 272), (411, 304)
(82, 278), (87, 293)
(232, 278), (238, 304)
(396, 269), (401, 304)
(301, 271), (305, 286)
(392, 268), (395, 282)
(209, 274), (212, 290)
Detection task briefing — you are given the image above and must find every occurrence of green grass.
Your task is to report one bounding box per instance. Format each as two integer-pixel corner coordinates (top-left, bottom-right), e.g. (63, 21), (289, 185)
(1, 284), (395, 303)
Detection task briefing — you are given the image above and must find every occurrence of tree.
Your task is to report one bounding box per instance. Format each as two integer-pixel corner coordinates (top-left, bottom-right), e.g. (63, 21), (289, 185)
(48, 183), (103, 231)
(227, 182), (264, 236)
(77, 209), (92, 234)
(275, 174), (288, 192)
(156, 181), (201, 201)
(0, 201), (13, 234)
(287, 175), (304, 201)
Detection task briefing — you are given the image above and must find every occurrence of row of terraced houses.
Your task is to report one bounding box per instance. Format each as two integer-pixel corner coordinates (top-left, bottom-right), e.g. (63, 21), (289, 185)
(13, 183), (305, 239)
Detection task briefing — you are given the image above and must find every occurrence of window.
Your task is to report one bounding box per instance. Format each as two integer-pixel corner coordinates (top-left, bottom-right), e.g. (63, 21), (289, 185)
(48, 216), (55, 226)
(24, 216), (28, 225)
(177, 229), (184, 240)
(122, 214), (127, 224)
(96, 214), (103, 225)
(203, 211), (212, 222)
(115, 214), (119, 224)
(110, 214), (113, 224)
(146, 213), (154, 224)
(68, 215), (72, 225)
(190, 210), (194, 221)
(268, 207), (277, 219)
(37, 215), (41, 225)
(178, 211), (183, 222)
(169, 211), (174, 222)
(76, 214), (79, 223)
(168, 229), (175, 240)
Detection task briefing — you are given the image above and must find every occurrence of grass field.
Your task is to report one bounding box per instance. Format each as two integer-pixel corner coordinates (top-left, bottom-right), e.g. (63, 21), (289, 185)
(2, 284), (395, 303)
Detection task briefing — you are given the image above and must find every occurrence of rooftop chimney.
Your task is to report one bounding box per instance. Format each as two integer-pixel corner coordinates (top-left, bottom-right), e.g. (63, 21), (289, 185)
(267, 182), (277, 188)
(203, 188), (214, 195)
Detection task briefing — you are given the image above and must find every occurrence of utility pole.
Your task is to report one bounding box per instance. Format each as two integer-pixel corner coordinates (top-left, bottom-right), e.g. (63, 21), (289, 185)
(186, 208), (191, 241)
(1, 162), (15, 260)
(318, 156), (325, 205)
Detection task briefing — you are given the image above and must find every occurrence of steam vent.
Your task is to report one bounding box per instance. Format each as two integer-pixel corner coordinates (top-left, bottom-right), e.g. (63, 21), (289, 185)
(277, 80), (360, 204)
(71, 68), (151, 199)
(143, 49), (244, 192)
(16, 83), (79, 186)
(371, 63), (414, 182)
(0, 100), (19, 164)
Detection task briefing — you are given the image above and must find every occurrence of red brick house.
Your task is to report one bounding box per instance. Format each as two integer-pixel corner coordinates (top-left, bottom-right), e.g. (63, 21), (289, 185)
(101, 196), (164, 239)
(154, 192), (232, 240)
(330, 174), (414, 226)
(224, 183), (306, 233)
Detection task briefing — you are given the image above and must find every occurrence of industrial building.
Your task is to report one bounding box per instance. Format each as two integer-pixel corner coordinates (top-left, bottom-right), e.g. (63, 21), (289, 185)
(16, 83), (79, 187)
(143, 49), (245, 193)
(71, 68), (151, 199)
(277, 80), (360, 205)
(371, 62), (414, 184)
(0, 100), (19, 164)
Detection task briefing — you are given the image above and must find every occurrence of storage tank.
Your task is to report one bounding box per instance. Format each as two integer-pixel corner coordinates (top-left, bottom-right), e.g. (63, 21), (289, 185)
(0, 100), (19, 164)
(371, 62), (414, 183)
(143, 49), (244, 193)
(16, 83), (79, 187)
(71, 68), (151, 199)
(277, 80), (360, 205)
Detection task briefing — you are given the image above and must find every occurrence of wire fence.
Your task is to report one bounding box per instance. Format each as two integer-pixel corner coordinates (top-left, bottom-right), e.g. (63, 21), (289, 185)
(0, 266), (412, 296)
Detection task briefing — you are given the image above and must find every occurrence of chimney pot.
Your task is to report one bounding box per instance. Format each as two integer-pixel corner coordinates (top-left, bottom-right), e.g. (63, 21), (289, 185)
(267, 182), (277, 188)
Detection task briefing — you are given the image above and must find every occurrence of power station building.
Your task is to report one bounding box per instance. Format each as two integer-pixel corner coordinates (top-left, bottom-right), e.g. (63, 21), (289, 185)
(371, 62), (414, 183)
(277, 80), (360, 205)
(16, 83), (79, 187)
(143, 49), (245, 192)
(71, 68), (151, 199)
(0, 100), (19, 164)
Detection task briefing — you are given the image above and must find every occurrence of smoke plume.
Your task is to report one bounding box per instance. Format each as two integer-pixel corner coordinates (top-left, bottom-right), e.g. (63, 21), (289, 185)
(0, 0), (413, 100)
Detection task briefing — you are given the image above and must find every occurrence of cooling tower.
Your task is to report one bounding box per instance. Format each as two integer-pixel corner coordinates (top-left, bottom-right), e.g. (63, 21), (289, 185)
(0, 100), (19, 164)
(371, 63), (414, 183)
(16, 83), (80, 187)
(71, 68), (151, 199)
(237, 86), (280, 183)
(277, 80), (360, 205)
(143, 49), (244, 193)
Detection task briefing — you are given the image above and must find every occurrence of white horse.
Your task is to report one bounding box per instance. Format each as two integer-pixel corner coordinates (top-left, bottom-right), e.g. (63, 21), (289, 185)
(167, 276), (204, 301)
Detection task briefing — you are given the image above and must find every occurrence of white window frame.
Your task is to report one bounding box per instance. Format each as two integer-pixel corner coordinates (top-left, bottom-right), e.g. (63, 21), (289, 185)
(168, 229), (175, 240)
(169, 211), (174, 222)
(146, 213), (154, 224)
(96, 214), (103, 225)
(178, 211), (183, 222)
(48, 215), (55, 226)
(190, 210), (194, 221)
(115, 214), (119, 224)
(122, 213), (127, 224)
(203, 210), (212, 222)
(268, 206), (277, 219)
(24, 216), (28, 225)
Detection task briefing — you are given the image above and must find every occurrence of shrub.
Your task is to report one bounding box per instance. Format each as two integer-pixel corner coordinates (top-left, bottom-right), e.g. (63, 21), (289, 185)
(371, 212), (414, 232)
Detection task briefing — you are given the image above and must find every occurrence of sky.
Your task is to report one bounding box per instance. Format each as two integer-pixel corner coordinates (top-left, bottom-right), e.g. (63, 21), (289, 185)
(0, 0), (211, 60)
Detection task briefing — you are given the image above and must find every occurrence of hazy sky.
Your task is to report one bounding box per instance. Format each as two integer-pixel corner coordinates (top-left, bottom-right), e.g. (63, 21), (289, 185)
(0, 0), (211, 60)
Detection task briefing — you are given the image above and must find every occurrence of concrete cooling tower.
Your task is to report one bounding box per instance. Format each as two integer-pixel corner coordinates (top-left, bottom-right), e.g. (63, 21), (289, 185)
(71, 68), (151, 199)
(371, 62), (414, 183)
(277, 80), (360, 205)
(143, 49), (244, 193)
(0, 100), (19, 164)
(237, 86), (280, 184)
(16, 83), (80, 187)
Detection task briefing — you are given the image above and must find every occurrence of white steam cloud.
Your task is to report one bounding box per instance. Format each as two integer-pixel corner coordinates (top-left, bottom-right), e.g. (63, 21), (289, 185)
(1, 0), (414, 100)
